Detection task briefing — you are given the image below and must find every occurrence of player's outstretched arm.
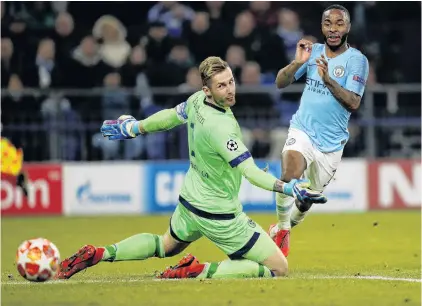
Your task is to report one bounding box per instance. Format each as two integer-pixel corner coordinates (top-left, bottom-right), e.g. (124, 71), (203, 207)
(238, 158), (327, 204)
(209, 123), (326, 204)
(101, 102), (188, 140)
(275, 39), (313, 89)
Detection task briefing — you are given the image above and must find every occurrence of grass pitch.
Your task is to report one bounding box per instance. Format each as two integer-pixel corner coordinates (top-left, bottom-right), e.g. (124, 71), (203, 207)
(2, 211), (421, 306)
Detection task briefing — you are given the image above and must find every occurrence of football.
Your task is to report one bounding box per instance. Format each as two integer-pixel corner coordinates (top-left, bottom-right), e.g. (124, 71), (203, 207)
(16, 238), (60, 282)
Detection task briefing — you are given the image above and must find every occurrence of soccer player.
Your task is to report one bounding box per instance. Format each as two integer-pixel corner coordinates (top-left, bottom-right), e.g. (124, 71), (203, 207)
(57, 57), (327, 280)
(269, 4), (369, 257)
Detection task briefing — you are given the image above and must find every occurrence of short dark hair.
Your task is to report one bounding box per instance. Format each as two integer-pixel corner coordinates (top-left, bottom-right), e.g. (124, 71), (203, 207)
(323, 4), (350, 21)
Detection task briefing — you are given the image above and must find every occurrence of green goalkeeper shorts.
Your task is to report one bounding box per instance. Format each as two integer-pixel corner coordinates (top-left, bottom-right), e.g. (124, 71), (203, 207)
(168, 196), (279, 263)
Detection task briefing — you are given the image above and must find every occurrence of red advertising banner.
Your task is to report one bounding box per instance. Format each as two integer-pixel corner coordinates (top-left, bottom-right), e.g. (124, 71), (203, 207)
(1, 164), (63, 216)
(368, 160), (421, 210)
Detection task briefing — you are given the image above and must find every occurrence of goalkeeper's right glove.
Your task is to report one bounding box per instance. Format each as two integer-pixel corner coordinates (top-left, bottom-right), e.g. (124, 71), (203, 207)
(100, 115), (139, 140)
(283, 179), (327, 204)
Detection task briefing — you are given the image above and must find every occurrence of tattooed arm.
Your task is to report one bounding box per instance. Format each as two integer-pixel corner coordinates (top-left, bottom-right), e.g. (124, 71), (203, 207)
(323, 77), (361, 111)
(275, 60), (304, 89)
(316, 54), (369, 112)
(275, 39), (313, 89)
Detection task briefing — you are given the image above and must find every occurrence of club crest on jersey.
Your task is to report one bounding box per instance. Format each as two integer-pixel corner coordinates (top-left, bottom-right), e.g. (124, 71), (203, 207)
(248, 219), (256, 228)
(333, 66), (345, 78)
(226, 139), (238, 151)
(286, 138), (296, 146)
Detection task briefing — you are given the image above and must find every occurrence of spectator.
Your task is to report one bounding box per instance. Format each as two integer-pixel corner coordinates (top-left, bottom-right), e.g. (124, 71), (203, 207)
(24, 38), (63, 88)
(4, 15), (29, 66)
(3, 74), (40, 124)
(167, 42), (194, 70)
(147, 1), (194, 37)
(259, 13), (291, 73)
(225, 45), (246, 82)
(101, 73), (129, 119)
(147, 1), (175, 22)
(276, 8), (303, 62)
(367, 61), (378, 86)
(179, 67), (202, 91)
(1, 38), (16, 87)
(235, 61), (276, 123)
(25, 2), (55, 31)
(120, 45), (149, 87)
(93, 72), (143, 160)
(6, 74), (24, 103)
(41, 93), (82, 161)
(231, 11), (261, 60)
(140, 21), (174, 63)
(93, 15), (131, 68)
(3, 74), (45, 161)
(240, 61), (262, 85)
(54, 13), (79, 65)
(69, 36), (109, 88)
(205, 1), (226, 23)
(184, 11), (227, 62)
(249, 1), (277, 29)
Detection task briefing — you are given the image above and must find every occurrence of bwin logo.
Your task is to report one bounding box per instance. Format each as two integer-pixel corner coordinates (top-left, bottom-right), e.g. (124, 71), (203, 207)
(76, 182), (131, 204)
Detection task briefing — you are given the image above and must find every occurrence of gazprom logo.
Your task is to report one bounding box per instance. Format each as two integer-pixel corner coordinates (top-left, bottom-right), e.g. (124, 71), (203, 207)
(76, 182), (131, 204)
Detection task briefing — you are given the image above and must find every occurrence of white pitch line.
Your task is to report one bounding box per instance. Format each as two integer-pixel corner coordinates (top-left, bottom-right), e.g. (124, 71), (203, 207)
(2, 275), (421, 286)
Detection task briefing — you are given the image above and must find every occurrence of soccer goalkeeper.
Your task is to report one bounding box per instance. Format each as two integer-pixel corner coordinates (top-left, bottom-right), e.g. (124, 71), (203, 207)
(57, 57), (327, 280)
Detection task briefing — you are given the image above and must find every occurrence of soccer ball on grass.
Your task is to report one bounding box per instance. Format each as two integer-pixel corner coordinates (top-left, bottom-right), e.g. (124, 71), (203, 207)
(16, 238), (60, 282)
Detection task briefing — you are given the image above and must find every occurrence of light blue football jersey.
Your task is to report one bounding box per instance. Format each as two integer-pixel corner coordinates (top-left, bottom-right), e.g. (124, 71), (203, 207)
(290, 43), (369, 153)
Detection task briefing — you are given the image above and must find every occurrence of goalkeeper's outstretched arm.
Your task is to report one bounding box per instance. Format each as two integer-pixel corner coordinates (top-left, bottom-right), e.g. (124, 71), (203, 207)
(101, 101), (189, 140)
(237, 158), (286, 193)
(136, 108), (185, 134)
(207, 122), (327, 203)
(209, 124), (297, 197)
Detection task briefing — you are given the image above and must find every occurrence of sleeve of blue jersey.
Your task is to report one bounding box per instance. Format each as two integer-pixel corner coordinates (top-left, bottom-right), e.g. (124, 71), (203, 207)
(294, 61), (308, 81)
(345, 54), (369, 97)
(294, 44), (320, 81)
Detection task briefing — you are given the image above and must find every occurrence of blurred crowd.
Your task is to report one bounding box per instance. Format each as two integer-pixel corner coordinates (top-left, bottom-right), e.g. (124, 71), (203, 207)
(1, 1), (421, 161)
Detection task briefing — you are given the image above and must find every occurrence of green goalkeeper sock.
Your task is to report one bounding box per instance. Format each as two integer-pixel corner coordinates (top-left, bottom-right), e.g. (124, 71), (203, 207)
(197, 259), (274, 279)
(101, 233), (165, 261)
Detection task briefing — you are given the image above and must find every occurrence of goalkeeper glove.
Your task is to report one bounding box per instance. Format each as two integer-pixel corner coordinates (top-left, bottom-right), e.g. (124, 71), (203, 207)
(283, 179), (327, 204)
(100, 115), (139, 140)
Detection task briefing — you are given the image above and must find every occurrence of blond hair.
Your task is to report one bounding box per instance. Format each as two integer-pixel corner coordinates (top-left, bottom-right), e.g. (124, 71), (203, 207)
(199, 56), (229, 86)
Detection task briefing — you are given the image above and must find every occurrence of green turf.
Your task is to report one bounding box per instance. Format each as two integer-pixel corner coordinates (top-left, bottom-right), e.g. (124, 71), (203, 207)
(2, 211), (421, 306)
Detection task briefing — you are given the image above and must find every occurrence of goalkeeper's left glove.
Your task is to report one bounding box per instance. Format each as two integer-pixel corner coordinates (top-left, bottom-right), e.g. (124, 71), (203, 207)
(283, 179), (327, 204)
(100, 115), (139, 140)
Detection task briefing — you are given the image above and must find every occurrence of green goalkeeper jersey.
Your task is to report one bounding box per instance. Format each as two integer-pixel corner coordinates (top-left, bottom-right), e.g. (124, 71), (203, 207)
(175, 91), (251, 214)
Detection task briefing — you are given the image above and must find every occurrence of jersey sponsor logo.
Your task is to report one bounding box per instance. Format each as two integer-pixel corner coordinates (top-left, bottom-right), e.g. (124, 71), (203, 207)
(286, 138), (296, 146)
(353, 75), (366, 85)
(305, 78), (332, 96)
(306, 78), (326, 89)
(333, 66), (345, 78)
(226, 139), (238, 151)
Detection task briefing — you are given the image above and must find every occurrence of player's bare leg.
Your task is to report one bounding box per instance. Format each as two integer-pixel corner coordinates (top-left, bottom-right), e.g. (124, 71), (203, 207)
(269, 150), (306, 257)
(57, 231), (189, 279)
